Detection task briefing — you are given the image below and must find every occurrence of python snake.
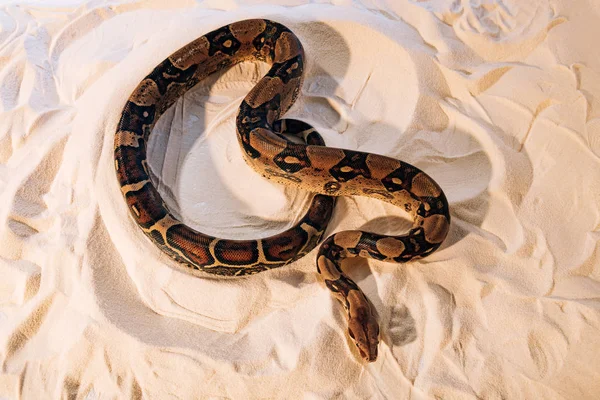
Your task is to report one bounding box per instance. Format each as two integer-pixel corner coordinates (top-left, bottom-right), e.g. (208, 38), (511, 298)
(114, 19), (450, 362)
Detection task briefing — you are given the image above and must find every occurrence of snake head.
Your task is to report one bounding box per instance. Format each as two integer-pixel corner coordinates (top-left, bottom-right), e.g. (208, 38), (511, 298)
(346, 291), (380, 362)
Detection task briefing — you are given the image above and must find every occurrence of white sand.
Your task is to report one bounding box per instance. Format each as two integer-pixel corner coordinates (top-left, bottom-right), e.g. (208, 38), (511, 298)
(1, 0), (599, 398)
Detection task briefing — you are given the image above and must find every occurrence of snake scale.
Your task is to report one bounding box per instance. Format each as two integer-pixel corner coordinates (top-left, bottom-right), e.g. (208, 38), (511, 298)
(114, 19), (450, 362)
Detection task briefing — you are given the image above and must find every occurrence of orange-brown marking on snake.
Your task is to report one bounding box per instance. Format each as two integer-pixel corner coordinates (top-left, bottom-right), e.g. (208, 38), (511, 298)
(114, 19), (450, 362)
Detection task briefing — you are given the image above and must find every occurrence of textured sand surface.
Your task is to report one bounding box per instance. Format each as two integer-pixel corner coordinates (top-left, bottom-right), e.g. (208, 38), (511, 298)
(1, 0), (600, 398)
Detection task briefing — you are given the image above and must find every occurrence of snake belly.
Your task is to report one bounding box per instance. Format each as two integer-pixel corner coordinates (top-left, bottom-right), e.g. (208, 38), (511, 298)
(114, 19), (450, 363)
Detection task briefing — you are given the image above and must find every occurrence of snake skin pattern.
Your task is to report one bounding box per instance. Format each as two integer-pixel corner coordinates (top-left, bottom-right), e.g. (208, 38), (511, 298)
(114, 19), (450, 362)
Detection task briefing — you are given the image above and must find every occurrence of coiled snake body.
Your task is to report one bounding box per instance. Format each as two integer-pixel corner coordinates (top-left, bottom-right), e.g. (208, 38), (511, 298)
(114, 19), (450, 362)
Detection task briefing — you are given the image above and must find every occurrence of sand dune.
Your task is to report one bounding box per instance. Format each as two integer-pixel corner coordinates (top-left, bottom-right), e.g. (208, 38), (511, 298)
(1, 0), (599, 398)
